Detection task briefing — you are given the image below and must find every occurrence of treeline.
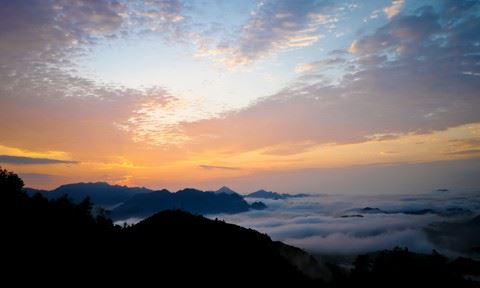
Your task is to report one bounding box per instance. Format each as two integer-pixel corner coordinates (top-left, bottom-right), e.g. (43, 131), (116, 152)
(1, 167), (479, 287)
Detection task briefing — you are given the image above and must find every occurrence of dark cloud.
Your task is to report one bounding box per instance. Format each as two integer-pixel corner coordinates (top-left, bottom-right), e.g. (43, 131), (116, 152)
(0, 155), (79, 165)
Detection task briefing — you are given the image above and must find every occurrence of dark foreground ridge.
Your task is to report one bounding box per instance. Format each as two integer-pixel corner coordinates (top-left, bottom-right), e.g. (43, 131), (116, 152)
(3, 167), (318, 285)
(2, 167), (480, 286)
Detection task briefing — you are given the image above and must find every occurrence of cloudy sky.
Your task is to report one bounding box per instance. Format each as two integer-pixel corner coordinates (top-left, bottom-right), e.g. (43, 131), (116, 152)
(1, 0), (479, 193)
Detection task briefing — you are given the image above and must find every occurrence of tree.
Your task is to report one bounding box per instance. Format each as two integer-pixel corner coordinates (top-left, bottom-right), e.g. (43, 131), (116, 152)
(0, 166), (24, 193)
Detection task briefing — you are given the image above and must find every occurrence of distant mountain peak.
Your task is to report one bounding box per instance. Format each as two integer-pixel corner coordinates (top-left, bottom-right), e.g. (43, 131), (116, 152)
(246, 189), (307, 200)
(215, 186), (238, 195)
(248, 190), (280, 198)
(256, 189), (270, 193)
(30, 182), (152, 208)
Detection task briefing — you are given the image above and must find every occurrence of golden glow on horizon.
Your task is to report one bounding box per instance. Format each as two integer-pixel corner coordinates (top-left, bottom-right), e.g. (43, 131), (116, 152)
(2, 123), (479, 190)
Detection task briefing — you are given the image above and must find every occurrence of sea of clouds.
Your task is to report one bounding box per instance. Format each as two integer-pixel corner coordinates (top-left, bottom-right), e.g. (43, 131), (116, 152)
(210, 191), (480, 256)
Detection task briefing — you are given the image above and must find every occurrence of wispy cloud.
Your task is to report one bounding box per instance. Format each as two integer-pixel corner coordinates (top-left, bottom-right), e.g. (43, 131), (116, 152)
(445, 149), (480, 156)
(199, 165), (241, 171)
(0, 155), (79, 165)
(384, 0), (405, 19)
(196, 0), (336, 66)
(181, 2), (480, 151)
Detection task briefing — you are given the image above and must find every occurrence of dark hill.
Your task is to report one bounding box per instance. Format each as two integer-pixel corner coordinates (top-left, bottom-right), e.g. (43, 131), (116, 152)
(247, 189), (308, 200)
(25, 182), (151, 207)
(111, 188), (254, 220)
(3, 167), (480, 287)
(426, 214), (480, 255)
(25, 183), (267, 219)
(2, 167), (319, 285)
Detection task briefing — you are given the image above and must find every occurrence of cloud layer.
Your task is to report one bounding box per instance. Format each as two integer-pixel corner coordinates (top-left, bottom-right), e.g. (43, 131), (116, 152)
(212, 190), (480, 255)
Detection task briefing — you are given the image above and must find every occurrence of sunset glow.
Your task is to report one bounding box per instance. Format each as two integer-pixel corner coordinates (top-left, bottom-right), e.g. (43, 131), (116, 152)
(1, 0), (479, 193)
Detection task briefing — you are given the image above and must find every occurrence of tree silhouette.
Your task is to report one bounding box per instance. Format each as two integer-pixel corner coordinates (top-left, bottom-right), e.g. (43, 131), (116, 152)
(1, 166), (479, 287)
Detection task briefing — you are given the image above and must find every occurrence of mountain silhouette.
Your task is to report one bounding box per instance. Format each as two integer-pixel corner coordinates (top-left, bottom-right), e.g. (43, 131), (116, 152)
(2, 167), (321, 285)
(25, 182), (150, 207)
(212, 185), (238, 195)
(346, 206), (473, 217)
(247, 189), (308, 200)
(3, 167), (480, 286)
(426, 214), (480, 256)
(111, 188), (263, 220)
(25, 183), (267, 219)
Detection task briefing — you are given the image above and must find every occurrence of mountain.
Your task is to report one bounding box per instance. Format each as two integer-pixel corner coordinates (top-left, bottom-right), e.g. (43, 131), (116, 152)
(213, 186), (238, 195)
(247, 189), (308, 200)
(111, 188), (259, 220)
(343, 247), (480, 287)
(426, 214), (480, 255)
(25, 183), (268, 220)
(25, 182), (151, 208)
(3, 169), (322, 285)
(357, 207), (388, 214)
(346, 206), (473, 217)
(4, 168), (480, 286)
(250, 201), (268, 210)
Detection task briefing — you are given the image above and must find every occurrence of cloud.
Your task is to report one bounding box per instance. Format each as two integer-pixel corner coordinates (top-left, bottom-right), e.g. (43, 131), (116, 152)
(0, 155), (79, 165)
(0, 0), (188, 86)
(180, 1), (480, 152)
(0, 0), (124, 77)
(384, 0), (405, 19)
(0, 1), (182, 154)
(199, 165), (241, 171)
(446, 149), (480, 156)
(0, 85), (173, 153)
(211, 190), (480, 255)
(196, 0), (335, 66)
(287, 229), (434, 255)
(294, 57), (346, 73)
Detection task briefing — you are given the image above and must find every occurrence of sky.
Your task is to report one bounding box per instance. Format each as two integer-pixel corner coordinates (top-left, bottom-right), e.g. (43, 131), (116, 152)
(0, 0), (479, 194)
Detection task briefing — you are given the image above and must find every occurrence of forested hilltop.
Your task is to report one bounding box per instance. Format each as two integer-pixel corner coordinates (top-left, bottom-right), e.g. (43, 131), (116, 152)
(2, 167), (479, 286)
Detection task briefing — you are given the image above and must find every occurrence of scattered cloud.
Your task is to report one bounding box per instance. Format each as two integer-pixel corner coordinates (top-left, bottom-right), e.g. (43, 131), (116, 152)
(384, 0), (405, 19)
(181, 2), (480, 152)
(0, 85), (173, 156)
(196, 0), (336, 66)
(294, 57), (346, 73)
(0, 0), (188, 99)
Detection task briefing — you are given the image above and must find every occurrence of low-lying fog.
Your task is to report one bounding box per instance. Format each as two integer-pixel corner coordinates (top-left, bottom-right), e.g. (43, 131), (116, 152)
(210, 190), (480, 257)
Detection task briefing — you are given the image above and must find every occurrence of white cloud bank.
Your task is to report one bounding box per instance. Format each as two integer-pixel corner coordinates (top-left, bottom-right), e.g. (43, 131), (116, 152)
(211, 190), (480, 255)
